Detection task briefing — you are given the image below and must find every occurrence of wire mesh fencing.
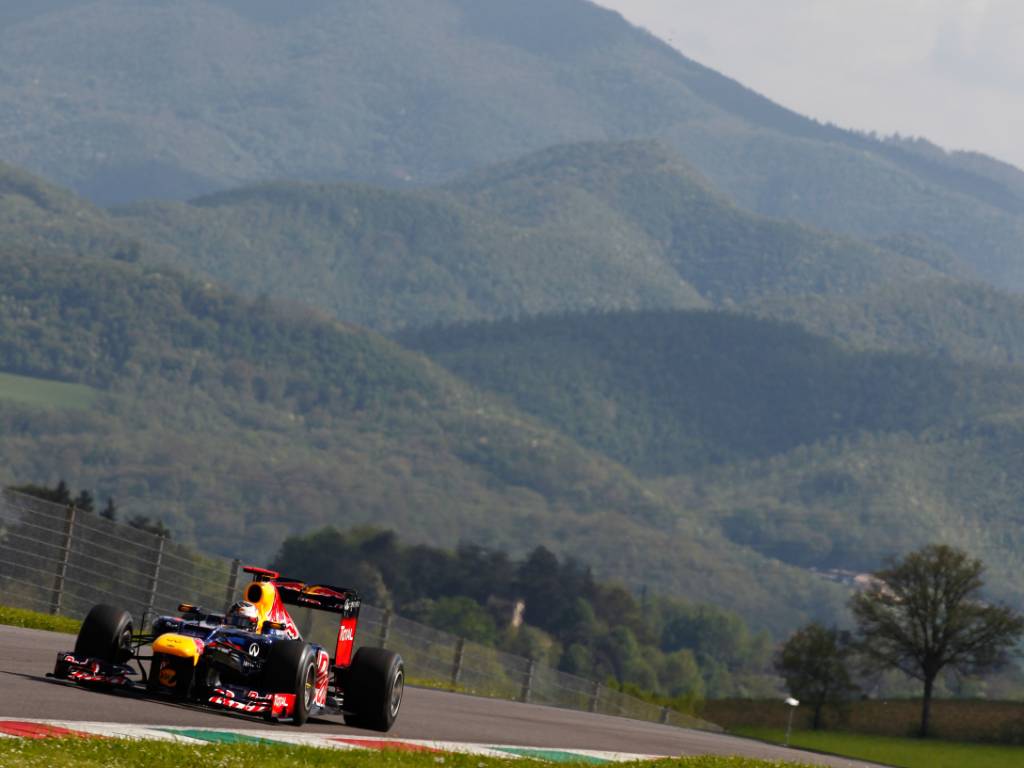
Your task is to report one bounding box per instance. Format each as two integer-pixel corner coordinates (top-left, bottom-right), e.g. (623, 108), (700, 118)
(0, 488), (718, 732)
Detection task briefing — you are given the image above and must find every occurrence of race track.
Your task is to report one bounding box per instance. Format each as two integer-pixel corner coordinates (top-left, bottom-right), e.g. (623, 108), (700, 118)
(0, 626), (876, 766)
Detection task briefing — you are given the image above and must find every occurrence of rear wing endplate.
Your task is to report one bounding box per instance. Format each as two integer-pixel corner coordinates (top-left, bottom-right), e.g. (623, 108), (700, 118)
(272, 577), (362, 668)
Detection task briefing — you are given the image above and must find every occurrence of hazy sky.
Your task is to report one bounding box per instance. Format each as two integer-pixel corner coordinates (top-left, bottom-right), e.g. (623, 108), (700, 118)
(594, 0), (1024, 171)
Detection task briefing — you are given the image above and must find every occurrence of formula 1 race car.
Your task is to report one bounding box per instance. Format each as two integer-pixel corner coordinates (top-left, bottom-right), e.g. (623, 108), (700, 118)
(51, 566), (404, 730)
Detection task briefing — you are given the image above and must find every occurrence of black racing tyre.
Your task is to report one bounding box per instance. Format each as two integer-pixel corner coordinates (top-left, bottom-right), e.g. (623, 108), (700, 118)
(74, 604), (133, 664)
(263, 640), (317, 726)
(342, 647), (404, 732)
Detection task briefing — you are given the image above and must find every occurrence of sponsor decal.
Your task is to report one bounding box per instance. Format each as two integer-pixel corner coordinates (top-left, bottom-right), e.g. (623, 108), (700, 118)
(248, 643), (260, 657)
(271, 693), (296, 718)
(335, 617), (358, 667)
(315, 649), (330, 707)
(208, 696), (269, 713)
(158, 666), (177, 687)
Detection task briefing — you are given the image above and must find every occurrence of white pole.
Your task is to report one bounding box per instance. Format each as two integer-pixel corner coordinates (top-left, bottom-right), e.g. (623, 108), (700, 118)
(783, 696), (799, 747)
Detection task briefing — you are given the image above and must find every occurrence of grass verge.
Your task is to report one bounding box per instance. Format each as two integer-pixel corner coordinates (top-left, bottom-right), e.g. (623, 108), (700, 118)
(0, 739), (810, 767)
(0, 604), (81, 634)
(0, 371), (99, 410)
(736, 727), (1024, 768)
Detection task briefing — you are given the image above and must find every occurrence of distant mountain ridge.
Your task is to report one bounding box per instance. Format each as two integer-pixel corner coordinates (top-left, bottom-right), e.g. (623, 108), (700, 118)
(111, 141), (953, 331)
(2, 0), (1023, 292)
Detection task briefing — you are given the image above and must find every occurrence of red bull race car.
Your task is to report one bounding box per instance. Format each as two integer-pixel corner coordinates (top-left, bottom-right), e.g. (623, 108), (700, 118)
(50, 566), (404, 730)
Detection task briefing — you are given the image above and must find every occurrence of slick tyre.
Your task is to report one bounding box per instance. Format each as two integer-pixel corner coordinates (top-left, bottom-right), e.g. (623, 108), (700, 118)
(263, 640), (317, 726)
(74, 604), (133, 664)
(342, 647), (404, 732)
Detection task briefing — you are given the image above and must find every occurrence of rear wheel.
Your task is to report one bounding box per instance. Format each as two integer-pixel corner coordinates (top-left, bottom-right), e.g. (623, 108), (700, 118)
(342, 647), (404, 732)
(263, 640), (317, 726)
(74, 604), (133, 664)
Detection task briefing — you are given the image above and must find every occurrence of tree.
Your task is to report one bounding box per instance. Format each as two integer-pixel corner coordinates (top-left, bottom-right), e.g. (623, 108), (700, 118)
(850, 544), (1024, 737)
(73, 489), (95, 513)
(126, 515), (171, 539)
(775, 623), (857, 730)
(100, 497), (117, 522)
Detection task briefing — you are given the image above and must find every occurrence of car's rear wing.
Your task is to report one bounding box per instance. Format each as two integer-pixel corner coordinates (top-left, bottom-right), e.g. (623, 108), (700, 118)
(241, 566), (362, 668)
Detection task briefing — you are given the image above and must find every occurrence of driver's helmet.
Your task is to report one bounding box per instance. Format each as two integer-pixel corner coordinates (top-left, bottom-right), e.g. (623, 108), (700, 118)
(226, 600), (259, 631)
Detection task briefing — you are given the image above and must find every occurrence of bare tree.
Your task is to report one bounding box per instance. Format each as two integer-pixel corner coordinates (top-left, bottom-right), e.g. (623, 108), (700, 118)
(850, 544), (1023, 737)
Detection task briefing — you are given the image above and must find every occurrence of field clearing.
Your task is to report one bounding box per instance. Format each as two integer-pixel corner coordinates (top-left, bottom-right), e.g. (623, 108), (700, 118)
(0, 738), (809, 768)
(0, 372), (98, 410)
(736, 727), (1024, 768)
(705, 698), (1024, 743)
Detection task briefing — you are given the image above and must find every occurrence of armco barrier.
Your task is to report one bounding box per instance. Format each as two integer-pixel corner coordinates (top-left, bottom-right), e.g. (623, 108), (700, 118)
(0, 488), (718, 731)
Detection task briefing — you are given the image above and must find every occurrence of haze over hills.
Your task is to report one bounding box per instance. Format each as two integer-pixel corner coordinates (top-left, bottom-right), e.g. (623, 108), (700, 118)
(2, 0), (1024, 293)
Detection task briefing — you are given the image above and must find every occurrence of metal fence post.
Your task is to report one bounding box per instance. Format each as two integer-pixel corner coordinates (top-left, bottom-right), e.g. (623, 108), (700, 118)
(378, 610), (391, 647)
(224, 558), (241, 611)
(589, 680), (601, 713)
(450, 637), (465, 690)
(50, 504), (76, 615)
(520, 659), (536, 703)
(145, 534), (166, 622)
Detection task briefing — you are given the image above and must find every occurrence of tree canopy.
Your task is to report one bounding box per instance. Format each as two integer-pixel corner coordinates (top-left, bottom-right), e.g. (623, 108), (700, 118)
(850, 544), (1024, 737)
(775, 623), (857, 730)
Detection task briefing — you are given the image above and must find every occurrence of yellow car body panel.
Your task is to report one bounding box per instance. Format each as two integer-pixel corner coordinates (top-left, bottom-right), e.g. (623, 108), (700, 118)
(152, 633), (201, 665)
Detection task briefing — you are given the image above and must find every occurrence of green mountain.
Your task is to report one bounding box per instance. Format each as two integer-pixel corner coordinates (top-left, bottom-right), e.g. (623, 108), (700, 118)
(753, 279), (1024, 366)
(400, 310), (1024, 610)
(400, 310), (1024, 475)
(0, 160), (141, 261)
(113, 142), (947, 331)
(3, 0), (1024, 293)
(113, 161), (706, 332)
(0, 239), (851, 636)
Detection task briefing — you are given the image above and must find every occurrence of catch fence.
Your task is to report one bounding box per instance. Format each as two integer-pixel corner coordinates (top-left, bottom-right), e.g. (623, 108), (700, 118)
(0, 488), (718, 731)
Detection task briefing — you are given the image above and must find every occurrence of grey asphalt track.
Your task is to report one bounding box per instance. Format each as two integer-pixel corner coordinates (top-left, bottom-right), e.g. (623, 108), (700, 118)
(0, 625), (878, 766)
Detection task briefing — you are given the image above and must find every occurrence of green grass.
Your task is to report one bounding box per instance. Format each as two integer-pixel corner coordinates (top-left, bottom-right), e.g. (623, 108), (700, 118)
(736, 727), (1024, 768)
(0, 738), (806, 767)
(0, 604), (80, 634)
(0, 371), (98, 410)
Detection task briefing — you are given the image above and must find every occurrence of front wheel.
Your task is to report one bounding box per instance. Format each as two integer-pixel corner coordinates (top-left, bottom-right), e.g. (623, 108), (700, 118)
(263, 640), (317, 726)
(74, 604), (133, 664)
(341, 647), (404, 732)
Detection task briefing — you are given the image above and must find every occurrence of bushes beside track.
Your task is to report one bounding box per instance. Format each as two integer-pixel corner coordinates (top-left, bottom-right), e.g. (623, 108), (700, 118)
(0, 605), (80, 634)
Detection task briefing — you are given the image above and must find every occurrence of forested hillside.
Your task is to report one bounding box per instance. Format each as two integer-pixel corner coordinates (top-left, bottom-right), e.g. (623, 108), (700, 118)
(3, 0), (1024, 292)
(401, 310), (1024, 474)
(113, 142), (944, 331)
(113, 166), (705, 332)
(401, 310), (1024, 609)
(753, 279), (1024, 366)
(0, 242), (849, 636)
